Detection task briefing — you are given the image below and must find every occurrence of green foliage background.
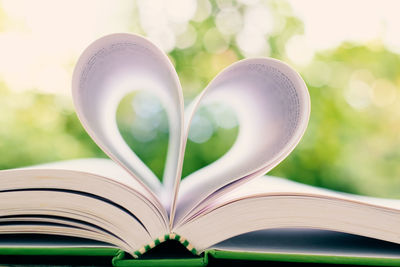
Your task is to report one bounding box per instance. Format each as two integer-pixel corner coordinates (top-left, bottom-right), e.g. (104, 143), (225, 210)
(1, 1), (400, 198)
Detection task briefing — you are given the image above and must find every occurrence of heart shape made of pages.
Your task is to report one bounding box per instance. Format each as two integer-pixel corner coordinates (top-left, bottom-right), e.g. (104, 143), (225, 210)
(72, 33), (310, 226)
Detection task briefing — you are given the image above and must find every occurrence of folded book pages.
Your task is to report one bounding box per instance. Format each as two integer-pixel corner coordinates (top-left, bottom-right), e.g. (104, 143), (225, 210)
(0, 33), (399, 266)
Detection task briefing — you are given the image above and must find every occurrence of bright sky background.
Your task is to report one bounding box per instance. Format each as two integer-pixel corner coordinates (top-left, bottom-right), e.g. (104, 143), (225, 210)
(0, 0), (399, 94)
(286, 0), (400, 64)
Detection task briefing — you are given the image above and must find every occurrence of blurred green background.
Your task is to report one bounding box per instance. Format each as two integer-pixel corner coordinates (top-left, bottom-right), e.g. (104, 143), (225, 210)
(0, 0), (400, 198)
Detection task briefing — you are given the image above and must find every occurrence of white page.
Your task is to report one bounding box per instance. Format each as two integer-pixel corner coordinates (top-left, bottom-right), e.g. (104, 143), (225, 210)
(191, 176), (400, 221)
(176, 176), (400, 252)
(174, 58), (310, 225)
(0, 163), (169, 239)
(72, 34), (185, 210)
(224, 176), (400, 210)
(0, 190), (152, 252)
(27, 158), (149, 196)
(177, 191), (400, 252)
(25, 158), (167, 217)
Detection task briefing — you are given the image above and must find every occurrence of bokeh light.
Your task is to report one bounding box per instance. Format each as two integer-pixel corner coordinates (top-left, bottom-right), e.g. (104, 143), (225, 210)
(0, 0), (400, 199)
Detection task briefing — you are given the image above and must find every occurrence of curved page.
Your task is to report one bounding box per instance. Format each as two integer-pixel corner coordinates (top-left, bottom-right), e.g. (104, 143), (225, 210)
(0, 162), (169, 241)
(0, 190), (151, 254)
(176, 177), (400, 252)
(174, 58), (310, 225)
(72, 34), (185, 207)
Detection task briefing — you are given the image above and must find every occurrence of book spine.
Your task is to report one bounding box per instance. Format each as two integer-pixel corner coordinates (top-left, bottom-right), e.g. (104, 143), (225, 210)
(133, 233), (198, 258)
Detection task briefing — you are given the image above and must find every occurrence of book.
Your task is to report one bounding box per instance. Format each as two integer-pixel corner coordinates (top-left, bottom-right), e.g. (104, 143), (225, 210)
(0, 33), (400, 266)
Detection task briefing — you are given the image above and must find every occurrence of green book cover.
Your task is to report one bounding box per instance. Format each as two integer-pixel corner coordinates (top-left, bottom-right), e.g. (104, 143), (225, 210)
(2, 231), (400, 267)
(1, 246), (400, 266)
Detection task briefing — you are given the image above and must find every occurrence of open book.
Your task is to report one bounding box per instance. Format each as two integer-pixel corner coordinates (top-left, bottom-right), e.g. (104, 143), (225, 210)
(1, 33), (400, 266)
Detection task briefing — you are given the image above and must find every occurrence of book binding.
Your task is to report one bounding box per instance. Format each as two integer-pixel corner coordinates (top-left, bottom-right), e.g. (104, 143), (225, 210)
(133, 233), (198, 258)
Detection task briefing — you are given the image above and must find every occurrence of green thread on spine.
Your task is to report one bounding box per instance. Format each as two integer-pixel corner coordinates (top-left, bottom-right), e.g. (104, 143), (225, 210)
(132, 233), (199, 258)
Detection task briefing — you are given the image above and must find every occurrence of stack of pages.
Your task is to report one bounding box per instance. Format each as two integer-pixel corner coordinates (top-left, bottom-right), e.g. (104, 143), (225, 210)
(0, 33), (399, 266)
